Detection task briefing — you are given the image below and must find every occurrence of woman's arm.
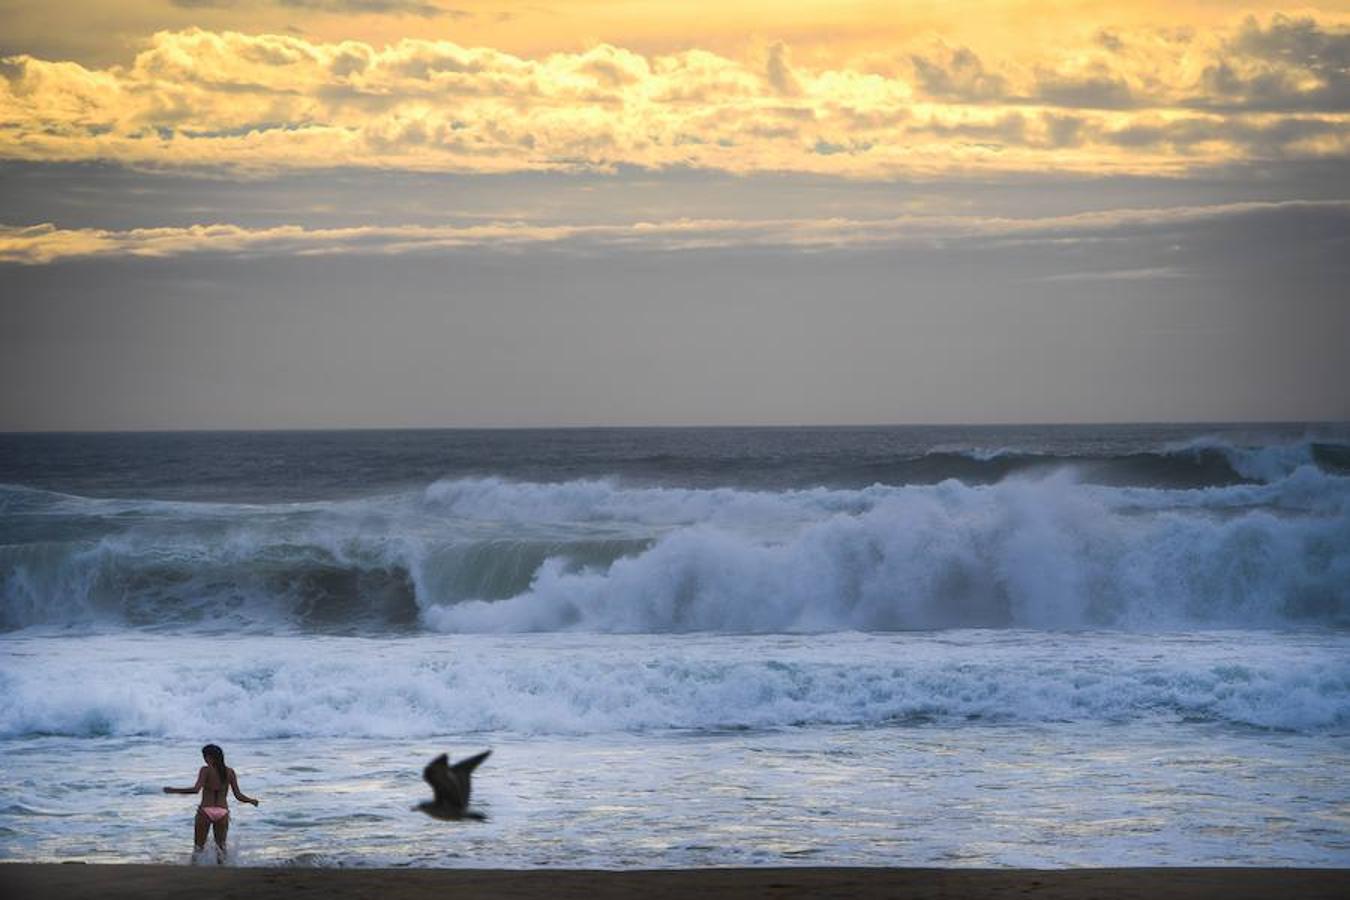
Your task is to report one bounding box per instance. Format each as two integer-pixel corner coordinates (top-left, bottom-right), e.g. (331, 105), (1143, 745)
(229, 768), (260, 805)
(162, 766), (207, 795)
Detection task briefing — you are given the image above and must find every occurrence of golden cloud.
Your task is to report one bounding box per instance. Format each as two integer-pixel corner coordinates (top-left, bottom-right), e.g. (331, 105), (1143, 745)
(0, 15), (1345, 177)
(4, 201), (1345, 264)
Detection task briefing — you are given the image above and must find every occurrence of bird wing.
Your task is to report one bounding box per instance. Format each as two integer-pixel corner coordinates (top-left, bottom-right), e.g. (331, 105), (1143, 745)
(448, 750), (491, 807)
(422, 753), (465, 808)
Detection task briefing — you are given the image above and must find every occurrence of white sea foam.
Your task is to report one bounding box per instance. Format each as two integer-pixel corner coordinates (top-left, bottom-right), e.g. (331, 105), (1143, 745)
(1, 632), (1345, 740)
(422, 471), (1350, 633)
(3, 467), (1348, 632)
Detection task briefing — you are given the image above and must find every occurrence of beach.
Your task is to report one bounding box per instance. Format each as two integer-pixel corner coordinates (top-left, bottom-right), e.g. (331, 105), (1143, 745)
(4, 865), (1350, 900)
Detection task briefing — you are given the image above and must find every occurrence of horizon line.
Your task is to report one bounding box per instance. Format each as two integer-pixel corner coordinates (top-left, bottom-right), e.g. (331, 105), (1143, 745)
(2, 417), (1346, 437)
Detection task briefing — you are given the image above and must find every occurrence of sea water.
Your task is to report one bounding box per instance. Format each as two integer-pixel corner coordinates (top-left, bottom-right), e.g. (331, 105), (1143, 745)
(1, 425), (1347, 867)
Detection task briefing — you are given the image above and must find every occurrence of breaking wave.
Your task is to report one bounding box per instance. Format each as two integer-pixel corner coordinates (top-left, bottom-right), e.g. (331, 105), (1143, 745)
(0, 632), (1345, 738)
(2, 444), (1348, 634)
(903, 437), (1350, 488)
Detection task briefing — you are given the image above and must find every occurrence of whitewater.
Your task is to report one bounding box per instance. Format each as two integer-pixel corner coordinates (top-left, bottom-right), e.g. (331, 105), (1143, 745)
(1, 424), (1347, 867)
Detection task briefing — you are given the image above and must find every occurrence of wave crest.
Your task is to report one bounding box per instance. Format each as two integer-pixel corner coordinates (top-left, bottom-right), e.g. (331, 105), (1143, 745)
(426, 473), (1350, 633)
(1, 634), (1344, 738)
(3, 463), (1348, 633)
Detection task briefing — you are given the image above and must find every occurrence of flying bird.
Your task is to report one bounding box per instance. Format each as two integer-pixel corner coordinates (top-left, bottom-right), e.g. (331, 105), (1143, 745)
(414, 749), (491, 821)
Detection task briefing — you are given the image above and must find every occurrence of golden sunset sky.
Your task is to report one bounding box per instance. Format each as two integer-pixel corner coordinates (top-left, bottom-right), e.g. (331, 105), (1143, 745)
(2, 1), (1347, 181)
(1, 2), (1347, 427)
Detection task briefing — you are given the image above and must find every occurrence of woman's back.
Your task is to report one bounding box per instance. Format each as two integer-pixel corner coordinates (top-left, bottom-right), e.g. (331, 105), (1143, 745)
(200, 765), (231, 807)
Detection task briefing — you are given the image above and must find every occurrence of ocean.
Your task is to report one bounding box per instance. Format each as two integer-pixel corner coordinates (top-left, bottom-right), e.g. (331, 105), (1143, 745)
(1, 424), (1347, 868)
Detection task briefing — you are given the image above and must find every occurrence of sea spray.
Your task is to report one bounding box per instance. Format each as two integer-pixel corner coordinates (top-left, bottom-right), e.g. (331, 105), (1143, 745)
(3, 461), (1348, 632)
(1, 632), (1345, 739)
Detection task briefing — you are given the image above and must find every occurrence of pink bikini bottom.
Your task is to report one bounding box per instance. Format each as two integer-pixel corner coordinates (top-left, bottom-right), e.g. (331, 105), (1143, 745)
(199, 807), (230, 823)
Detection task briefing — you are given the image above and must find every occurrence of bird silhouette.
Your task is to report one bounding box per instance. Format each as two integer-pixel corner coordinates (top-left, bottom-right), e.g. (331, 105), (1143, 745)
(414, 750), (491, 821)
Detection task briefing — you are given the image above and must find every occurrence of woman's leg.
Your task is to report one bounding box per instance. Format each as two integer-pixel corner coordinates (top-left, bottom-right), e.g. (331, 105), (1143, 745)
(211, 814), (230, 862)
(194, 809), (209, 850)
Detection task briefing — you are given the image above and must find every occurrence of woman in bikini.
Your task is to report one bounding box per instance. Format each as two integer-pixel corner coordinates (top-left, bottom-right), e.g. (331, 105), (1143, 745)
(163, 744), (260, 861)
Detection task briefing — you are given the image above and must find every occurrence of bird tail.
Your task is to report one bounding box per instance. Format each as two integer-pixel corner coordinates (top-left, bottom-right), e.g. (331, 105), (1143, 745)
(451, 750), (491, 777)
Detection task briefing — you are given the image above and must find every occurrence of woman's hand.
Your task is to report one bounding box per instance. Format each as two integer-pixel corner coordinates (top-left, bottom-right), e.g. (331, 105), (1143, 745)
(248, 798), (260, 806)
(162, 787), (174, 794)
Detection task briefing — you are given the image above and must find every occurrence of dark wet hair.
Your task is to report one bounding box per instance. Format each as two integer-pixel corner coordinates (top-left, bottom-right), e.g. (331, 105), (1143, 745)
(202, 744), (227, 787)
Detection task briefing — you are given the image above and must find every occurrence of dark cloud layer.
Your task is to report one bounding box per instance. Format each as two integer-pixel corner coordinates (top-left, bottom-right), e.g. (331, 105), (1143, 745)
(5, 158), (1347, 232)
(2, 199), (1345, 428)
(8, 199), (1346, 264)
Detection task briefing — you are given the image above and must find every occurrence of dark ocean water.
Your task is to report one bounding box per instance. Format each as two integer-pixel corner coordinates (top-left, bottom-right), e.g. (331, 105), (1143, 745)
(1, 424), (1348, 867)
(2, 423), (1348, 634)
(4, 422), (1349, 501)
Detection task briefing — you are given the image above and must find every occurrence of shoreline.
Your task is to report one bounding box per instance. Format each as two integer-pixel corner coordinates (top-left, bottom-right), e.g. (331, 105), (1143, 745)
(3, 865), (1348, 900)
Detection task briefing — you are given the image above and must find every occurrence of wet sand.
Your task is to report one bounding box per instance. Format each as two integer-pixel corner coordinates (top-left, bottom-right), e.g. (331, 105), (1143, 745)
(2, 864), (1348, 899)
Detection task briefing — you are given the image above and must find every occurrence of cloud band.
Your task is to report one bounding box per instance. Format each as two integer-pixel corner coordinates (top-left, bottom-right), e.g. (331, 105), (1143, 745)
(1, 15), (1347, 177)
(3, 200), (1346, 265)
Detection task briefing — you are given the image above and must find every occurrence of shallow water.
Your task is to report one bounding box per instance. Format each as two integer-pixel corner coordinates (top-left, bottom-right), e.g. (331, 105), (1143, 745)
(1, 631), (1346, 868)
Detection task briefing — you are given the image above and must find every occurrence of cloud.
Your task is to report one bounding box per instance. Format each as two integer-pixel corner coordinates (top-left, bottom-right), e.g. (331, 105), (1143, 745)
(1196, 14), (1350, 112)
(1101, 114), (1342, 156)
(278, 1), (462, 17)
(904, 14), (1350, 114)
(1033, 66), (1135, 109)
(1037, 266), (1186, 283)
(172, 0), (459, 15)
(4, 200), (1344, 265)
(909, 45), (1007, 102)
(0, 17), (1346, 177)
(764, 42), (803, 97)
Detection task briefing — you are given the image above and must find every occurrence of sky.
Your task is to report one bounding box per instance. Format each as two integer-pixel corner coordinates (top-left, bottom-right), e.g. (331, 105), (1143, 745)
(1, 1), (1347, 429)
